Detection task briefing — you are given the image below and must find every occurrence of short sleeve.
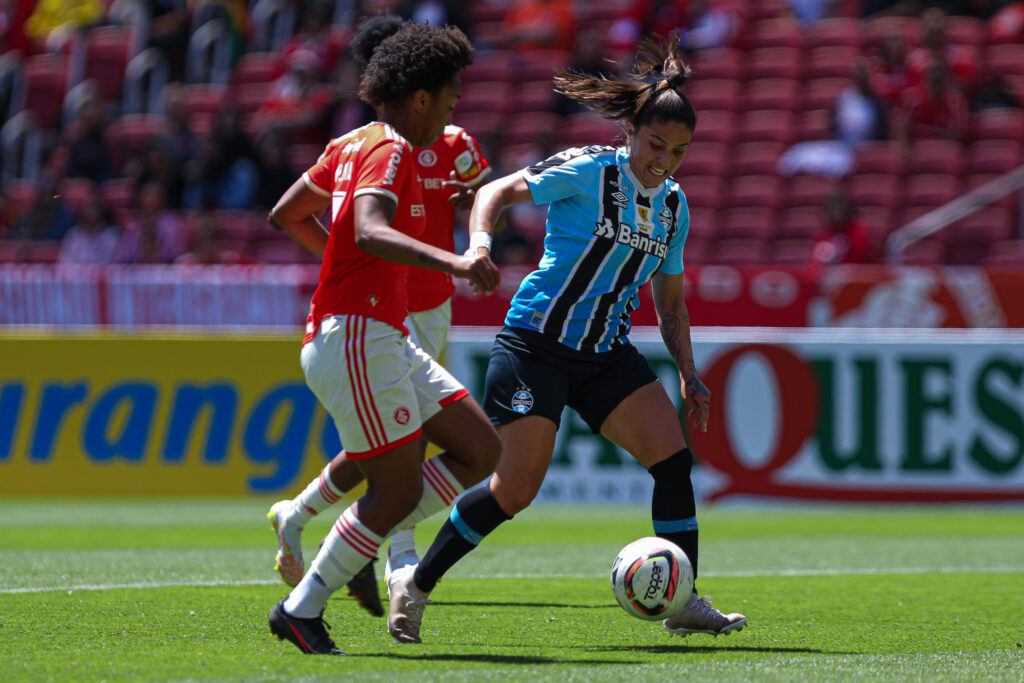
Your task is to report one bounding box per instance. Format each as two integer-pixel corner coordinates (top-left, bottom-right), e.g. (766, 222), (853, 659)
(451, 130), (491, 186)
(353, 139), (415, 205)
(523, 150), (596, 206)
(661, 196), (689, 275)
(303, 144), (335, 198)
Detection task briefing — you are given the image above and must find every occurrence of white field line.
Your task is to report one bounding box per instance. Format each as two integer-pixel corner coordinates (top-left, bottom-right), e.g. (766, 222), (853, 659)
(2, 566), (1021, 594)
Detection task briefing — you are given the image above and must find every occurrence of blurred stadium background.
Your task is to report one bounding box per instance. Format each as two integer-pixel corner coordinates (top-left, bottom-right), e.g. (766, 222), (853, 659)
(0, 0), (1022, 504)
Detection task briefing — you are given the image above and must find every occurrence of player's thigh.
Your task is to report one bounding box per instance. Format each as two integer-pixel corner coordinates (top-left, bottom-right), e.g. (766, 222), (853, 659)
(422, 395), (497, 458)
(600, 381), (686, 469)
(406, 300), (451, 361)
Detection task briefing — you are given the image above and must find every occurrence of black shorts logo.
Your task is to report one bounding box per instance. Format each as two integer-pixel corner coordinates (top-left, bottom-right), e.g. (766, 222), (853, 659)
(511, 387), (534, 415)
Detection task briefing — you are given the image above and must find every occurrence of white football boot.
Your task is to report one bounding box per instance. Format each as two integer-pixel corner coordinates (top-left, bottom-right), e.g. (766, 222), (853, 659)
(387, 564), (430, 644)
(267, 500), (305, 587)
(663, 593), (747, 637)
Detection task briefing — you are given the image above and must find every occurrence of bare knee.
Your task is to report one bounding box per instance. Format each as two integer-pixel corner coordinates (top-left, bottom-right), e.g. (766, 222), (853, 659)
(490, 476), (537, 516)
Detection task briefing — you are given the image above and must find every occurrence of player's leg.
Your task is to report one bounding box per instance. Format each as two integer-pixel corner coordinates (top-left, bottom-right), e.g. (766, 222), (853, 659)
(599, 379), (746, 638)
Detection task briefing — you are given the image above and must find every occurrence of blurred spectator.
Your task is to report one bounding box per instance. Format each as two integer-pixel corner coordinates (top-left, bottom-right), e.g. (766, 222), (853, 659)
(892, 59), (970, 141)
(811, 186), (876, 265)
(117, 181), (186, 262)
(905, 7), (980, 99)
(182, 104), (260, 210)
(174, 212), (247, 264)
(63, 82), (114, 184)
(397, 0), (472, 37)
(0, 186), (15, 239)
(130, 0), (190, 82)
(125, 137), (185, 208)
(679, 0), (741, 52)
(161, 81), (201, 204)
(988, 1), (1024, 42)
(254, 47), (333, 145)
(502, 0), (576, 53)
(24, 0), (103, 51)
(12, 147), (73, 241)
(608, 0), (689, 52)
(254, 132), (297, 211)
(867, 34), (910, 105)
(786, 0), (841, 24)
(833, 57), (889, 146)
(0, 0), (30, 53)
(278, 0), (339, 80)
(58, 197), (121, 263)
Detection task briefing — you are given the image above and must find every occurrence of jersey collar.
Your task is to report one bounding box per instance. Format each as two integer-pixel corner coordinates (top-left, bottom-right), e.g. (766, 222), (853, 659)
(617, 147), (664, 198)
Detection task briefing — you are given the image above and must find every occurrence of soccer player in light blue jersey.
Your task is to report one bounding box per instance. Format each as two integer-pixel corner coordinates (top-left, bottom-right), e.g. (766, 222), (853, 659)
(387, 35), (747, 644)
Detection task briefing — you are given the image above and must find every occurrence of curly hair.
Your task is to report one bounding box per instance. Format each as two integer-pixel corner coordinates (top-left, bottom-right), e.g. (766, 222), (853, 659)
(359, 23), (475, 107)
(553, 34), (697, 133)
(349, 13), (405, 67)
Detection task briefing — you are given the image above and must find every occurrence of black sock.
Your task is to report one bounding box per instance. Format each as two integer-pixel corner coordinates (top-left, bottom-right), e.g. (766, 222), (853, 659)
(413, 485), (512, 592)
(648, 448), (699, 584)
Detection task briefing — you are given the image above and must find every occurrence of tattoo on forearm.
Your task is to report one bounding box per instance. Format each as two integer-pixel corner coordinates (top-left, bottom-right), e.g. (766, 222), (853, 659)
(660, 314), (683, 359)
(417, 252), (443, 268)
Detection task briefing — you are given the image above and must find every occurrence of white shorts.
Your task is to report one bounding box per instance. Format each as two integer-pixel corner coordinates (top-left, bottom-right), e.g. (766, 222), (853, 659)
(301, 314), (468, 458)
(407, 299), (452, 361)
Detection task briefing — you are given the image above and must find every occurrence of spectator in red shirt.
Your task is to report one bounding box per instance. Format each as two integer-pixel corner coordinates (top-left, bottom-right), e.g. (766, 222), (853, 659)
(893, 60), (970, 142)
(502, 0), (576, 53)
(867, 33), (910, 105)
(905, 7), (980, 99)
(811, 186), (876, 264)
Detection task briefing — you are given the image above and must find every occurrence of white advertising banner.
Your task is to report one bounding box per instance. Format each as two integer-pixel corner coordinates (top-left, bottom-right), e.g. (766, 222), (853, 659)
(446, 328), (1024, 504)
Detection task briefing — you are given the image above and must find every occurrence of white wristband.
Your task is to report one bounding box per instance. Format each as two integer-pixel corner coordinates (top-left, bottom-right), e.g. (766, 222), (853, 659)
(469, 231), (492, 252)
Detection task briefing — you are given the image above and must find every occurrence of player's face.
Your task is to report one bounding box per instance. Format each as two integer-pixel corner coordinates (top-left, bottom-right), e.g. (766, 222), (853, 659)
(418, 77), (461, 147)
(626, 118), (692, 189)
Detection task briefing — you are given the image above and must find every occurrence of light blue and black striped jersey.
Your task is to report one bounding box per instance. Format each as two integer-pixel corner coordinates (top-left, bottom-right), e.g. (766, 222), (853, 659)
(505, 146), (690, 353)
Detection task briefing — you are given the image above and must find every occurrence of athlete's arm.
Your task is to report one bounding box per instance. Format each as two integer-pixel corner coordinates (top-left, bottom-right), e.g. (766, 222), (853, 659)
(467, 172), (534, 255)
(354, 193), (499, 295)
(268, 178), (330, 257)
(652, 271), (710, 432)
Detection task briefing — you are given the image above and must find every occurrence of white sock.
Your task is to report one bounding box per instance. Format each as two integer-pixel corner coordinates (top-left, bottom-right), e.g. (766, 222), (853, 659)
(284, 506), (383, 618)
(388, 456), (464, 535)
(288, 463), (345, 528)
(388, 527), (417, 561)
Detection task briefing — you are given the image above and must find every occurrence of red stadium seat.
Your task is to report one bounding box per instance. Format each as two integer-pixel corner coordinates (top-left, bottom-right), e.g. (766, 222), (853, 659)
(726, 174), (784, 210)
(518, 81), (557, 113)
(778, 206), (823, 239)
(687, 79), (742, 113)
(691, 48), (744, 82)
(984, 44), (1024, 80)
(848, 173), (904, 210)
(677, 142), (730, 178)
(800, 77), (849, 111)
(858, 206), (896, 244)
(903, 174), (963, 208)
(793, 109), (832, 143)
(970, 109), (1024, 144)
(693, 110), (737, 145)
(19, 53), (68, 129)
(745, 18), (805, 50)
(944, 15), (985, 48)
(232, 51), (281, 88)
(745, 78), (801, 112)
(460, 50), (515, 84)
(865, 15), (923, 50)
(57, 177), (97, 214)
(769, 238), (814, 264)
(967, 140), (1023, 174)
(685, 207), (719, 242)
(467, 1), (508, 24)
(981, 240), (1024, 266)
(905, 139), (965, 176)
(854, 140), (906, 175)
(514, 50), (572, 84)
(745, 47), (804, 82)
(951, 206), (1016, 242)
(898, 238), (946, 265)
(745, 0), (788, 23)
(681, 236), (711, 265)
(98, 177), (137, 212)
(21, 240), (62, 264)
(561, 112), (620, 148)
(782, 174), (836, 208)
(806, 17), (865, 50)
(505, 111), (561, 146)
(4, 178), (40, 213)
(80, 26), (133, 101)
(720, 206), (776, 240)
(805, 46), (862, 80)
(680, 175), (727, 210)
(736, 109), (795, 145)
(105, 113), (168, 172)
(454, 81), (513, 117)
(729, 142), (785, 176)
(710, 238), (769, 265)
(966, 173), (1019, 209)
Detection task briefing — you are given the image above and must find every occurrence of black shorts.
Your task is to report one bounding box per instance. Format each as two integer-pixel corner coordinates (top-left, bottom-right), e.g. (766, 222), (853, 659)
(483, 325), (659, 433)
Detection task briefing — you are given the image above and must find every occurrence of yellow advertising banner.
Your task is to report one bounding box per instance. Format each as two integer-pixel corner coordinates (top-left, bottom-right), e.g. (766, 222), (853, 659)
(0, 332), (341, 496)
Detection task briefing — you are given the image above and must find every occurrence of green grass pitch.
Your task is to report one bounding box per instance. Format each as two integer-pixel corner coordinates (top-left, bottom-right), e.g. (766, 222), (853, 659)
(1, 499), (1022, 681)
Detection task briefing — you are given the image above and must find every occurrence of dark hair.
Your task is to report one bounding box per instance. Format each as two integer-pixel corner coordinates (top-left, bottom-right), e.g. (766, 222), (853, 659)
(350, 13), (405, 67)
(553, 34), (697, 133)
(359, 23), (474, 107)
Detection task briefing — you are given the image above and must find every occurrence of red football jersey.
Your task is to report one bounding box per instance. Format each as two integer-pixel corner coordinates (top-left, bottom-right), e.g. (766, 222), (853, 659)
(302, 122), (426, 340)
(407, 124), (491, 312)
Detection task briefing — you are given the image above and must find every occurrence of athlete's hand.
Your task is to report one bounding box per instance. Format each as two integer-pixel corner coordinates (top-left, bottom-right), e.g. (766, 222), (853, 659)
(444, 171), (476, 210)
(451, 252), (500, 296)
(682, 375), (711, 432)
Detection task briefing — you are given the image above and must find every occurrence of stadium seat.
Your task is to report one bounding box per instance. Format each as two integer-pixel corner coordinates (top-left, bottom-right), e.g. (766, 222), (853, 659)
(517, 81), (557, 113)
(19, 53), (68, 129)
(854, 140), (906, 175)
(951, 206), (1015, 243)
(680, 175), (727, 210)
(970, 108), (1024, 144)
(736, 109), (795, 145)
(944, 15), (985, 48)
(505, 111), (561, 146)
(769, 238), (814, 264)
(98, 177), (137, 212)
(858, 206), (896, 245)
(287, 144), (324, 175)
(720, 206), (776, 240)
(782, 174), (835, 209)
(729, 141), (785, 176)
(793, 109), (832, 143)
(967, 140), (1023, 174)
(460, 50), (515, 84)
(249, 0), (297, 52)
(452, 112), (502, 140)
(0, 240), (23, 263)
(800, 77), (849, 112)
(677, 142), (730, 178)
(253, 238), (314, 264)
(232, 52), (281, 88)
(105, 114), (168, 172)
(848, 173), (904, 209)
(778, 206), (823, 239)
(726, 174), (784, 210)
(684, 207), (719, 242)
(745, 47), (804, 82)
(865, 15), (923, 50)
(905, 139), (965, 176)
(79, 25), (133, 102)
(806, 17), (865, 50)
(561, 112), (620, 148)
(805, 46), (862, 80)
(709, 238), (769, 265)
(182, 83), (229, 135)
(981, 239), (1024, 266)
(21, 240), (62, 263)
(745, 17), (805, 50)
(686, 79), (742, 113)
(454, 81), (513, 117)
(903, 174), (963, 208)
(515, 50), (572, 84)
(692, 110), (737, 145)
(57, 177), (97, 213)
(691, 48), (744, 82)
(897, 238), (946, 265)
(966, 173), (1019, 209)
(681, 236), (710, 265)
(745, 0), (788, 23)
(983, 44), (1024, 80)
(745, 78), (802, 112)
(4, 178), (39, 214)
(122, 47), (169, 115)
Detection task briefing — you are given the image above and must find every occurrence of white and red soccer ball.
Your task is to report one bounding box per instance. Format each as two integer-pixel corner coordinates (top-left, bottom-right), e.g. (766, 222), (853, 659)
(610, 536), (693, 620)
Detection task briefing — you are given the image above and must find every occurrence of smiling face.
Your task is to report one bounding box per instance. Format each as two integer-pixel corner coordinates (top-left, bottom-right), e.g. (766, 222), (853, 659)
(626, 117), (693, 188)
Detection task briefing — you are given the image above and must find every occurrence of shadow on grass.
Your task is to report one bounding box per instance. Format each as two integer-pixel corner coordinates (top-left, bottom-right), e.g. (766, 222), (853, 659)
(351, 652), (624, 665)
(587, 644), (849, 655)
(428, 600), (616, 610)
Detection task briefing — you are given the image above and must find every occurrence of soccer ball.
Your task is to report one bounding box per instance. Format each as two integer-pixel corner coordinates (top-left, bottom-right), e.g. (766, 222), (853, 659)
(610, 536), (693, 621)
